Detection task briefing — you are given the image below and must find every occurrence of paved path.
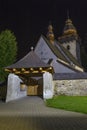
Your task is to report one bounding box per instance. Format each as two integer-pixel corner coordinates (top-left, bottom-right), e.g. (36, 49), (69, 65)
(0, 96), (87, 130)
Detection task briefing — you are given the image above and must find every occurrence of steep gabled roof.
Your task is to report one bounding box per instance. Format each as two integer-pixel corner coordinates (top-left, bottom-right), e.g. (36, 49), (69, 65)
(42, 35), (69, 63)
(6, 50), (50, 69)
(41, 35), (83, 72)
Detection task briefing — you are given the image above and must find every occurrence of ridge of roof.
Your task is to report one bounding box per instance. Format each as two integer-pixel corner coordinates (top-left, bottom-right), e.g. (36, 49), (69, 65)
(56, 59), (81, 72)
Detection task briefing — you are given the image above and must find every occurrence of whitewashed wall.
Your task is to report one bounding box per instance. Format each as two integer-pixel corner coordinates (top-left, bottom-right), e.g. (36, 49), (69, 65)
(35, 36), (75, 73)
(6, 74), (27, 102)
(62, 40), (77, 59)
(35, 36), (57, 63)
(43, 72), (54, 99)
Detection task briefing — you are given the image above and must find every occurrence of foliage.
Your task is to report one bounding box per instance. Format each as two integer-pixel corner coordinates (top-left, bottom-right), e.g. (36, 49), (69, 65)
(46, 96), (87, 114)
(0, 30), (17, 82)
(0, 85), (7, 101)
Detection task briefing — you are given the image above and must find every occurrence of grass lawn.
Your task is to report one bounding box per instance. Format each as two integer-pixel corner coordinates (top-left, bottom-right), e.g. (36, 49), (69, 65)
(46, 96), (87, 114)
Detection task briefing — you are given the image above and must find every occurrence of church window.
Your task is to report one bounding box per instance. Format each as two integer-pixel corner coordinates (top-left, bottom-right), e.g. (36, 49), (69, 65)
(67, 45), (70, 50)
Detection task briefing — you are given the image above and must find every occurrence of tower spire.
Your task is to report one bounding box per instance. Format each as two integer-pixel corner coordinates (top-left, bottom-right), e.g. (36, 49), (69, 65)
(67, 10), (69, 19)
(63, 11), (77, 35)
(47, 22), (55, 44)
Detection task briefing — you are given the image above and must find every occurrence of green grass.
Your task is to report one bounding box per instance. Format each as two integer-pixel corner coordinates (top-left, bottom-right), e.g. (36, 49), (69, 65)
(46, 96), (87, 114)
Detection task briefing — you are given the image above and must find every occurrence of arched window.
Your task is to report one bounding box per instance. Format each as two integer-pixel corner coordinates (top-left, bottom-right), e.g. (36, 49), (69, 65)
(67, 45), (70, 50)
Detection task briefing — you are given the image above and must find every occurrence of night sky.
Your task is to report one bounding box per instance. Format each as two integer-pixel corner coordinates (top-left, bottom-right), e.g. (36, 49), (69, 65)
(0, 0), (87, 59)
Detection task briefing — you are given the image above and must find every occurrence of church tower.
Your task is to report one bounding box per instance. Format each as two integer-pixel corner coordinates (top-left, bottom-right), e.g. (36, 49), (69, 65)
(58, 13), (81, 64)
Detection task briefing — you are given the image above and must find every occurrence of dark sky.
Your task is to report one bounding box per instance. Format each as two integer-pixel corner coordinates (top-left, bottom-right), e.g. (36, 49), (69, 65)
(0, 0), (87, 59)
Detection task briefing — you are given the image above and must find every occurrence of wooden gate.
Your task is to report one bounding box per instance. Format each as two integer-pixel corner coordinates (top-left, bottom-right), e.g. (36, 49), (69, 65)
(27, 85), (43, 96)
(27, 77), (43, 96)
(27, 85), (38, 95)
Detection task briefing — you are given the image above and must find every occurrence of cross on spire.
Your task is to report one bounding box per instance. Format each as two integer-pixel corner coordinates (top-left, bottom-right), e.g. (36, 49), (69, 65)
(67, 10), (70, 19)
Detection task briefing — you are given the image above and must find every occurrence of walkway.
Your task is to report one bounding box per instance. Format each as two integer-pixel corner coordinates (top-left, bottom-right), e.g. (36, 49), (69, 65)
(0, 96), (87, 130)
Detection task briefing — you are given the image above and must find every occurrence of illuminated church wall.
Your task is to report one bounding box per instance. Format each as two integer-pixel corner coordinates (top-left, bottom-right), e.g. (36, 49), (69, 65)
(62, 40), (77, 59)
(35, 36), (57, 63)
(35, 36), (75, 73)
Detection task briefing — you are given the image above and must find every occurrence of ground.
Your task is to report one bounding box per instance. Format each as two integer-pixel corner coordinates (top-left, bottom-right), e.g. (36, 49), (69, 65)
(0, 96), (87, 130)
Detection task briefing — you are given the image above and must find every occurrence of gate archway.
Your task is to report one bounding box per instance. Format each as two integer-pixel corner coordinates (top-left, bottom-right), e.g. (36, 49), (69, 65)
(5, 49), (53, 97)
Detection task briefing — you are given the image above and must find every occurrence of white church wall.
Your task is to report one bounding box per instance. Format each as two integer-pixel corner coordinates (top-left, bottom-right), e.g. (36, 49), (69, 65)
(35, 36), (57, 63)
(6, 74), (27, 102)
(62, 40), (77, 59)
(54, 79), (87, 96)
(35, 36), (75, 73)
(43, 72), (54, 99)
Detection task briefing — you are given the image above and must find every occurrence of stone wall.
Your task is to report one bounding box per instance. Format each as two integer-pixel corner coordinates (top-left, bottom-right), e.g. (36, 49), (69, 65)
(54, 79), (87, 96)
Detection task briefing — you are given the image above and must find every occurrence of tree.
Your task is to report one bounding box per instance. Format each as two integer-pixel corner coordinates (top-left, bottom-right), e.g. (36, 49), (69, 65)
(0, 30), (17, 82)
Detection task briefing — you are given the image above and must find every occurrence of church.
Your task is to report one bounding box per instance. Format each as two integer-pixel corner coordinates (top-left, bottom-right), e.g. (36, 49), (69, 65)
(5, 16), (87, 102)
(35, 18), (83, 73)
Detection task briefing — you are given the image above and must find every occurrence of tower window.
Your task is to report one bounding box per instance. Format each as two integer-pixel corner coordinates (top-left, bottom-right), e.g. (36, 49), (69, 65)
(67, 45), (70, 50)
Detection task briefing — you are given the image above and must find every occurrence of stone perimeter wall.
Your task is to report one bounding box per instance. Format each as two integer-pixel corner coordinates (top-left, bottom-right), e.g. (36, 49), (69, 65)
(54, 79), (87, 96)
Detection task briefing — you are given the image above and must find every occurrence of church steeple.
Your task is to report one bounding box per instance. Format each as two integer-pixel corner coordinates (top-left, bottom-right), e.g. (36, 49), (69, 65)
(63, 11), (77, 35)
(67, 10), (69, 19)
(47, 23), (55, 44)
(58, 12), (81, 63)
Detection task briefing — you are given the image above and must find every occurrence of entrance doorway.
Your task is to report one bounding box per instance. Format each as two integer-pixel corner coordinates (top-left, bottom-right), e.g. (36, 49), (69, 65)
(27, 85), (43, 96)
(27, 77), (43, 96)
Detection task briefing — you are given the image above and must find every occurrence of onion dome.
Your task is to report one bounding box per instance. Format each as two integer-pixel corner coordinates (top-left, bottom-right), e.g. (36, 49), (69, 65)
(58, 12), (78, 42)
(63, 18), (77, 35)
(47, 23), (55, 44)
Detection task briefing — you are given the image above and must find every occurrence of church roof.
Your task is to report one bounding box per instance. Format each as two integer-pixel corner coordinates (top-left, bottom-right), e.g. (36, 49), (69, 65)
(41, 35), (83, 72)
(6, 49), (50, 69)
(58, 34), (78, 43)
(53, 72), (87, 80)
